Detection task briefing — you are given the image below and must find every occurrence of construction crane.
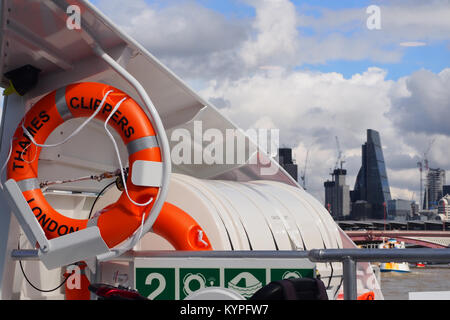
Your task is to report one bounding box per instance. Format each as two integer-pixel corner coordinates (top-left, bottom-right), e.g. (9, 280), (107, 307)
(334, 136), (345, 170)
(300, 148), (310, 190)
(410, 191), (416, 204)
(418, 138), (435, 210)
(417, 161), (423, 209)
(423, 138), (435, 171)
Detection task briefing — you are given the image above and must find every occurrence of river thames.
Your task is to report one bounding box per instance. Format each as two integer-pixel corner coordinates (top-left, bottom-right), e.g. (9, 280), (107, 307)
(380, 265), (450, 300)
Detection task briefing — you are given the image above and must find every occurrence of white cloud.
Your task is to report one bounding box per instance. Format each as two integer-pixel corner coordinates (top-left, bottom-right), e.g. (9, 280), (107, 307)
(96, 0), (249, 80)
(380, 1), (450, 41)
(388, 68), (450, 136)
(200, 66), (450, 204)
(239, 0), (300, 69)
(200, 67), (395, 198)
(399, 42), (427, 47)
(94, 0), (450, 206)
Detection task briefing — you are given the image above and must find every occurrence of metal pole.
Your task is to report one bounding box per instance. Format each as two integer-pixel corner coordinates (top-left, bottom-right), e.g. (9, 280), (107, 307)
(308, 248), (450, 263)
(12, 248), (450, 263)
(343, 257), (357, 300)
(90, 259), (102, 300)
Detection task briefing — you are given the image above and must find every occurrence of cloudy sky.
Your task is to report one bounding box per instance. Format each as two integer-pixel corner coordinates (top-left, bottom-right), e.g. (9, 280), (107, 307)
(94, 0), (450, 203)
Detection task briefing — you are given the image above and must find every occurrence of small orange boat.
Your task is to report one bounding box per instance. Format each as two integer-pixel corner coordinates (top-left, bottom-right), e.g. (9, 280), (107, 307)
(416, 263), (426, 268)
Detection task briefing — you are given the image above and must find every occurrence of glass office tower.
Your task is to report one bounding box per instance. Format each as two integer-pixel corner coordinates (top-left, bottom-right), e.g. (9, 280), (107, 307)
(351, 129), (391, 219)
(425, 168), (446, 209)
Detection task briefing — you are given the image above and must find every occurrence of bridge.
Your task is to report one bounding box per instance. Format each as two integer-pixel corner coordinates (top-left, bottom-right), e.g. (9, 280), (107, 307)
(337, 219), (450, 232)
(345, 230), (450, 248)
(337, 220), (450, 248)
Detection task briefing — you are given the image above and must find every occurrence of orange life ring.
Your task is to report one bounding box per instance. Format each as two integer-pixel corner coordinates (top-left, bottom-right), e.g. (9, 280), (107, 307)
(153, 202), (212, 250)
(7, 82), (162, 248)
(357, 291), (375, 300)
(337, 291), (375, 300)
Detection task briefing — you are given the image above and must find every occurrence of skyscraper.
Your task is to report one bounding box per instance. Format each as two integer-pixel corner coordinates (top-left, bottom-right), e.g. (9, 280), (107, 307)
(351, 129), (391, 219)
(278, 148), (298, 182)
(324, 169), (350, 220)
(424, 168), (446, 209)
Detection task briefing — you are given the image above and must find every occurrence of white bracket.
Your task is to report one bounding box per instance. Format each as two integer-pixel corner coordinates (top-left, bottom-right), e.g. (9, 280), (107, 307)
(2, 179), (110, 270)
(131, 160), (163, 187)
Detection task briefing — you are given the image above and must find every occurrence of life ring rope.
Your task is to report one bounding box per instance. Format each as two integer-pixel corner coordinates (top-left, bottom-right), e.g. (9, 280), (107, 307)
(103, 95), (154, 208)
(10, 90), (115, 181)
(19, 88), (155, 209)
(21, 89), (113, 149)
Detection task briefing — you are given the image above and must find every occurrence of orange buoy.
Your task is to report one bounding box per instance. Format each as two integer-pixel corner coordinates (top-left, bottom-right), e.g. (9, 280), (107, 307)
(357, 291), (375, 300)
(64, 262), (91, 300)
(7, 82), (161, 248)
(152, 202), (212, 250)
(337, 291), (375, 300)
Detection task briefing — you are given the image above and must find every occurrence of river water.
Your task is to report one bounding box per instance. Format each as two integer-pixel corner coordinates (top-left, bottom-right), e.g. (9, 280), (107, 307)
(380, 265), (450, 300)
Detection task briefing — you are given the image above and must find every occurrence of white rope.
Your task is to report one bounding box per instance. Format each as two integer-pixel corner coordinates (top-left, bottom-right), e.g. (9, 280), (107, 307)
(39, 171), (118, 189)
(103, 97), (154, 207)
(20, 137), (38, 165)
(0, 136), (14, 190)
(11, 88), (155, 211)
(21, 90), (114, 150)
(101, 97), (157, 251)
(5, 89), (113, 186)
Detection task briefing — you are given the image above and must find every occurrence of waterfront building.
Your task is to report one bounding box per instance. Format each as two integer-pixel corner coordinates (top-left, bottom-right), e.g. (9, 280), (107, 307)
(443, 185), (450, 197)
(278, 148), (298, 182)
(350, 129), (392, 220)
(324, 169), (350, 220)
(418, 209), (440, 221)
(438, 194), (450, 221)
(387, 199), (413, 221)
(410, 202), (420, 220)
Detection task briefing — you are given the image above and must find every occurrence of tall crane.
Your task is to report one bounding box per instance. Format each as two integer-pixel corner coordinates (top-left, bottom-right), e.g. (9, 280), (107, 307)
(417, 161), (423, 209)
(300, 148), (310, 190)
(410, 191), (416, 205)
(334, 136), (345, 170)
(418, 138), (435, 209)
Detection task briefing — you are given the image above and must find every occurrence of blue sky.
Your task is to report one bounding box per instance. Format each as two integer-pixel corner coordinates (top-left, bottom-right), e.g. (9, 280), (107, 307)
(300, 41), (450, 80)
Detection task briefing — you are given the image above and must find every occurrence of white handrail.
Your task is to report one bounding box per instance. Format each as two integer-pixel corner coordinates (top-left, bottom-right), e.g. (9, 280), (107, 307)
(90, 44), (172, 261)
(49, 0), (172, 260)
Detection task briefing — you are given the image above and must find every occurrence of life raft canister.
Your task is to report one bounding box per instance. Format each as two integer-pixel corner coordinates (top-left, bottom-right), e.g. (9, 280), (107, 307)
(7, 82), (162, 248)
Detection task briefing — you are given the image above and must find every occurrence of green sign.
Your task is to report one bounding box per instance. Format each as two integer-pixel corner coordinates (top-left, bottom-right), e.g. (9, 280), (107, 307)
(224, 268), (266, 299)
(179, 268), (220, 300)
(134, 257), (315, 300)
(135, 268), (175, 300)
(271, 268), (314, 281)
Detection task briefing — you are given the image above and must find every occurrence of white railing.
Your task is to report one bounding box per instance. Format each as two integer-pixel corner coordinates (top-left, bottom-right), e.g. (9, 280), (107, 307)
(11, 248), (450, 300)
